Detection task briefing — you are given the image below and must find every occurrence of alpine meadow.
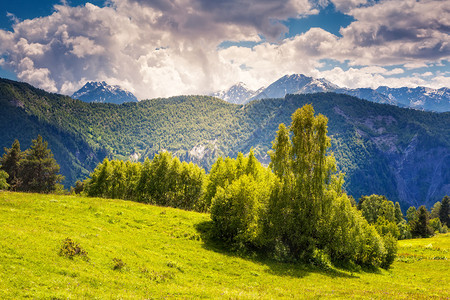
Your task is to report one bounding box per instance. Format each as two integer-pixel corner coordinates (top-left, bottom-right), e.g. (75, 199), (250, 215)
(1, 0), (450, 298)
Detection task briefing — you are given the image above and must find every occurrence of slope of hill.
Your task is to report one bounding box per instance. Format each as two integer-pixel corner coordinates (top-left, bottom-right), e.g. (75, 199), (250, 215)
(72, 81), (138, 104)
(1, 192), (449, 299)
(214, 74), (450, 112)
(0, 78), (449, 208)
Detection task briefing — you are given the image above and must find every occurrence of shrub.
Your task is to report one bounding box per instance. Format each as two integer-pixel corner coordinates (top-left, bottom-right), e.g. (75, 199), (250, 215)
(381, 233), (397, 269)
(112, 258), (126, 270)
(59, 238), (89, 261)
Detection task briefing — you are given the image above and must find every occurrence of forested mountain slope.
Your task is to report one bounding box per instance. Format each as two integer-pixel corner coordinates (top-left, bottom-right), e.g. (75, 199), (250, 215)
(0, 78), (448, 208)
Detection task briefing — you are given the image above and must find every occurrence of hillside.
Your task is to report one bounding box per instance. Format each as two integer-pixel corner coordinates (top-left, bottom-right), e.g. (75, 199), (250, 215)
(0, 78), (449, 208)
(0, 192), (449, 299)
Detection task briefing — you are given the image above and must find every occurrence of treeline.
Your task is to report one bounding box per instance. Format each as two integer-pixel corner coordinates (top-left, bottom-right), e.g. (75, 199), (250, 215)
(81, 152), (206, 211)
(0, 135), (64, 193)
(357, 194), (449, 240)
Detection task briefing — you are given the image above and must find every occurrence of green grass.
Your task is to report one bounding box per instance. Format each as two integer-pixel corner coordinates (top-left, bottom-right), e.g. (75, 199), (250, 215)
(0, 192), (449, 299)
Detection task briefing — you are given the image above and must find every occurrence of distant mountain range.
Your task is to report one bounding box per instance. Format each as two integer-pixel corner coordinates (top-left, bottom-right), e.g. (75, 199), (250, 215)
(212, 74), (450, 112)
(72, 81), (138, 104)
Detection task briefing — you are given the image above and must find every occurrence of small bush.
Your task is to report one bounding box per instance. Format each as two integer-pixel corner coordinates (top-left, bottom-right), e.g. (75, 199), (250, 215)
(59, 238), (89, 261)
(112, 258), (126, 270)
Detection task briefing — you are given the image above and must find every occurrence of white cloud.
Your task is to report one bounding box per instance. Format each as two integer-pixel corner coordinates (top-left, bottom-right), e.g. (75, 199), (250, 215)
(0, 0), (448, 98)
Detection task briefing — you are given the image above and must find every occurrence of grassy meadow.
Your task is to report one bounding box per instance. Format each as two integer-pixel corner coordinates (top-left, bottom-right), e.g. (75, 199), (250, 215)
(0, 191), (449, 299)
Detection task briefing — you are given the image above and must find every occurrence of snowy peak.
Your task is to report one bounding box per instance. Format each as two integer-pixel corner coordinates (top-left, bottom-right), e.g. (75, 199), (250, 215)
(211, 82), (257, 104)
(213, 74), (449, 112)
(72, 81), (138, 104)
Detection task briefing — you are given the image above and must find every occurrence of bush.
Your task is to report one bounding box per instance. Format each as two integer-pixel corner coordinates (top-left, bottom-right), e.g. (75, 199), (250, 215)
(381, 233), (397, 269)
(59, 238), (89, 261)
(112, 258), (126, 270)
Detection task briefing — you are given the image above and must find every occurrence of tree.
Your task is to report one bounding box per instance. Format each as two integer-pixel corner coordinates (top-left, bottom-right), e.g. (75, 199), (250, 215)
(264, 105), (393, 268)
(0, 170), (9, 190)
(85, 158), (111, 197)
(430, 201), (441, 219)
(19, 135), (64, 193)
(439, 196), (449, 227)
(394, 202), (403, 224)
(0, 139), (23, 190)
(358, 194), (395, 224)
(410, 206), (433, 238)
(406, 206), (417, 224)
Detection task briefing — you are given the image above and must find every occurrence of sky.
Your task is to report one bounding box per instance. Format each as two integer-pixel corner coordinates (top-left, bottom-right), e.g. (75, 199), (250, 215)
(0, 0), (449, 99)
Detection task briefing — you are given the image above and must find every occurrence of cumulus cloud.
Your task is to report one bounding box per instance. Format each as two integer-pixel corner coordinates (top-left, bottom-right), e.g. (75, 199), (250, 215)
(339, 0), (450, 64)
(0, 0), (448, 98)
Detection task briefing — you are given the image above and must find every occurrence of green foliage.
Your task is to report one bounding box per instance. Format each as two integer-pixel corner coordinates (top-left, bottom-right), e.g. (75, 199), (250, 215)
(410, 206), (434, 238)
(397, 220), (412, 240)
(0, 136), (64, 193)
(0, 139), (23, 190)
(85, 152), (205, 211)
(136, 152), (205, 210)
(0, 170), (8, 190)
(208, 105), (395, 268)
(210, 174), (270, 247)
(430, 218), (444, 234)
(394, 202), (403, 223)
(19, 135), (65, 193)
(112, 258), (126, 271)
(59, 238), (89, 261)
(209, 149), (274, 246)
(381, 233), (397, 269)
(430, 201), (441, 219)
(440, 196), (449, 227)
(358, 194), (395, 224)
(406, 206), (417, 224)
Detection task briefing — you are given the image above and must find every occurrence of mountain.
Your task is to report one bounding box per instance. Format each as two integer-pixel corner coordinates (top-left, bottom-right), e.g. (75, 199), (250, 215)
(375, 86), (450, 112)
(337, 87), (398, 106)
(0, 78), (449, 209)
(210, 82), (258, 104)
(214, 74), (450, 112)
(251, 74), (338, 101)
(71, 81), (138, 104)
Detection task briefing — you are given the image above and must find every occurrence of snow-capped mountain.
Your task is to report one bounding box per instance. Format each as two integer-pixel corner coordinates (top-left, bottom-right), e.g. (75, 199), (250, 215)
(251, 74), (337, 101)
(210, 82), (259, 104)
(213, 74), (449, 112)
(336, 88), (398, 106)
(375, 86), (450, 112)
(72, 81), (138, 104)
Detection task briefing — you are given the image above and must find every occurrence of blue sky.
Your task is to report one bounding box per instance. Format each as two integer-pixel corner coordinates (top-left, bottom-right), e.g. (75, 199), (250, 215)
(0, 0), (448, 99)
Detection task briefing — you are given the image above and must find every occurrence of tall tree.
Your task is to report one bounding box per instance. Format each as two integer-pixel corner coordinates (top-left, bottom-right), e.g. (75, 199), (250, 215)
(268, 105), (337, 258)
(410, 206), (433, 238)
(0, 139), (23, 190)
(394, 202), (403, 223)
(406, 206), (417, 224)
(430, 201), (441, 219)
(440, 196), (449, 227)
(20, 135), (64, 193)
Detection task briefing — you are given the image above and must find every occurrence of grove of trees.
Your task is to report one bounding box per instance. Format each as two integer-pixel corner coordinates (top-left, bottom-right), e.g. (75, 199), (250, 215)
(0, 135), (64, 193)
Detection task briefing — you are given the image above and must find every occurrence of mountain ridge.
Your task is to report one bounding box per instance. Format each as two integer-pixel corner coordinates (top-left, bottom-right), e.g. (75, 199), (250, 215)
(213, 74), (450, 112)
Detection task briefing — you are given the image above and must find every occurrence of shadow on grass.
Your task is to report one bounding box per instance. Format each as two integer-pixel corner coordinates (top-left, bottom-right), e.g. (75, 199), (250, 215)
(194, 220), (360, 279)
